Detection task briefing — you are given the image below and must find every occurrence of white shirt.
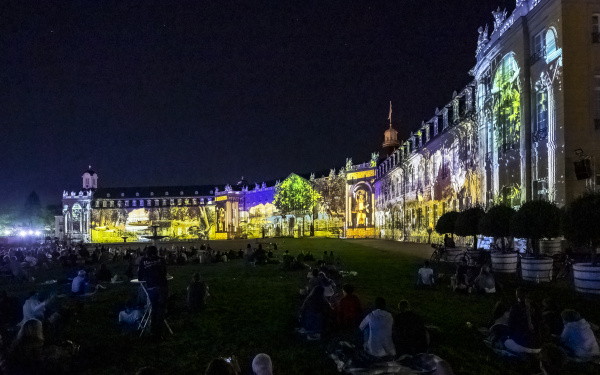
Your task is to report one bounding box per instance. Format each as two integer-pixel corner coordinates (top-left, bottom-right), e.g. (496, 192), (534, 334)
(359, 309), (396, 357)
(418, 267), (434, 285)
(71, 275), (87, 293)
(21, 298), (46, 324)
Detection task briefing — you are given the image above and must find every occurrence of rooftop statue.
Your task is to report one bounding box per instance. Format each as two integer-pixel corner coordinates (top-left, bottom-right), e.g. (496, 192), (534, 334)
(492, 7), (507, 32)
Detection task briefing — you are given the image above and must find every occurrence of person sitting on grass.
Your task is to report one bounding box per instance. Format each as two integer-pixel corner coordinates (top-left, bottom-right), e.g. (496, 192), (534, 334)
(298, 285), (331, 340)
(450, 258), (470, 292)
(118, 300), (143, 327)
(416, 261), (435, 287)
(252, 353), (273, 375)
(20, 291), (54, 326)
(71, 270), (87, 295)
(540, 298), (563, 339)
(393, 300), (429, 356)
(187, 272), (209, 313)
(473, 264), (495, 293)
(505, 287), (541, 354)
(7, 319), (78, 375)
(559, 309), (600, 359)
(359, 297), (396, 360)
(301, 269), (320, 295)
(336, 284), (363, 336)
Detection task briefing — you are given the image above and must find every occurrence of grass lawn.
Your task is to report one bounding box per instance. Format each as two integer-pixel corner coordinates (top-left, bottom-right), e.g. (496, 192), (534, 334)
(3, 238), (600, 374)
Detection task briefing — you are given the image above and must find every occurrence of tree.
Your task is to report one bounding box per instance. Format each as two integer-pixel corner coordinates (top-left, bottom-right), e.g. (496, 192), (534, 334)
(454, 206), (485, 250)
(479, 204), (516, 252)
(273, 174), (321, 236)
(314, 169), (346, 220)
(511, 200), (560, 256)
(435, 211), (459, 238)
(562, 192), (600, 265)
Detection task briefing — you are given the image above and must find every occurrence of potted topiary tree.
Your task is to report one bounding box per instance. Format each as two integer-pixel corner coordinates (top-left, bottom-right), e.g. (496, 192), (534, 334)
(479, 204), (518, 273)
(434, 210), (462, 259)
(562, 191), (600, 294)
(511, 200), (561, 282)
(434, 210), (459, 241)
(454, 205), (485, 251)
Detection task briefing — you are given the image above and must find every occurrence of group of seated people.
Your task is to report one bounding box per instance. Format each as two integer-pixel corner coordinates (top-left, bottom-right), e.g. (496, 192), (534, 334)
(485, 287), (600, 361)
(295, 265), (434, 367)
(417, 259), (496, 294)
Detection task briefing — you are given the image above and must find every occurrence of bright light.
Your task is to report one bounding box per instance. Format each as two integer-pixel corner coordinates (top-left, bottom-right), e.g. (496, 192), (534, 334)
(28, 230), (33, 235)
(19, 231), (26, 236)
(35, 231), (41, 236)
(4, 230), (10, 235)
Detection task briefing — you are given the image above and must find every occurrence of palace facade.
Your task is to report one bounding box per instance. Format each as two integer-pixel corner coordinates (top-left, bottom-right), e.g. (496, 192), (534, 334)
(61, 0), (600, 244)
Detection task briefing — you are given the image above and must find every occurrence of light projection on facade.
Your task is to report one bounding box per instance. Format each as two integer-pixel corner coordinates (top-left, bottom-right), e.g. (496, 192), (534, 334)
(492, 54), (521, 154)
(89, 204), (215, 243)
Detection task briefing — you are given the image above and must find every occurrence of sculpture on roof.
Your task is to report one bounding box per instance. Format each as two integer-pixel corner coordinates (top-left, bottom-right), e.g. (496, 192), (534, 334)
(346, 158), (353, 171)
(492, 7), (507, 32)
(476, 24), (489, 56)
(370, 152), (379, 167)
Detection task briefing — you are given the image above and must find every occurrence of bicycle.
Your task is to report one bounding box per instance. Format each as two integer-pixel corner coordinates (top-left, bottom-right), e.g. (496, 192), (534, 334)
(552, 253), (573, 280)
(430, 243), (449, 263)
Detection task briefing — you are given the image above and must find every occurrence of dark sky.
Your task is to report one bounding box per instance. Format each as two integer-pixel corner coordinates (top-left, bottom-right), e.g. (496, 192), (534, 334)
(0, 0), (513, 208)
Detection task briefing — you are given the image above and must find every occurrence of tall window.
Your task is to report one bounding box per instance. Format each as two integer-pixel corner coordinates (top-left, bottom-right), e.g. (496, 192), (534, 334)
(536, 90), (548, 133)
(533, 31), (545, 59)
(593, 14), (600, 43)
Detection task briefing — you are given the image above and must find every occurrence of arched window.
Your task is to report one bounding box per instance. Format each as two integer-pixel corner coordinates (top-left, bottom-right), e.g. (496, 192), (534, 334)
(545, 28), (560, 62)
(492, 54), (521, 154)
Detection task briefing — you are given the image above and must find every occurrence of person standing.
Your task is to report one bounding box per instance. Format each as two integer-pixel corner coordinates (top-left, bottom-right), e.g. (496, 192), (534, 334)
(138, 246), (168, 338)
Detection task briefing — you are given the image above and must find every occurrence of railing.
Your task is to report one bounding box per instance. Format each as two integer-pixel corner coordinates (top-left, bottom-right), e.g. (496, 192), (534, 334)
(529, 49), (545, 65)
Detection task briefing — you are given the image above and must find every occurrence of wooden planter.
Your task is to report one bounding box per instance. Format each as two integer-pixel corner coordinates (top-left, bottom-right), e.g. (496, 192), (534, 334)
(520, 256), (554, 282)
(573, 263), (600, 295)
(539, 239), (562, 256)
(491, 252), (518, 273)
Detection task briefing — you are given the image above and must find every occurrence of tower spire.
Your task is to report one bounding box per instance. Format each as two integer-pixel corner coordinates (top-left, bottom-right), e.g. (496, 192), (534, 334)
(388, 101), (392, 128)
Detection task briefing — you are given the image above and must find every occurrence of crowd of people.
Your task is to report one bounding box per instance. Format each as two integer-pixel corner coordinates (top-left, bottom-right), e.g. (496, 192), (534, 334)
(1, 240), (599, 374)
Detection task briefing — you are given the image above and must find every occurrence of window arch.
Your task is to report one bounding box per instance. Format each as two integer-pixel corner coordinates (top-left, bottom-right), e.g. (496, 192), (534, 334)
(492, 53), (521, 154)
(545, 27), (560, 62)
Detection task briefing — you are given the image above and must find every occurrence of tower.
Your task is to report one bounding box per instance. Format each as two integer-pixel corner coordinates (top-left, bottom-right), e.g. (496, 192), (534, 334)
(382, 101), (400, 156)
(82, 166), (98, 190)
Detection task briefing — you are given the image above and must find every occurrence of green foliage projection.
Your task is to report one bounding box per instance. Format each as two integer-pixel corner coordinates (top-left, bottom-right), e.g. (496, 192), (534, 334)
(493, 55), (521, 153)
(273, 174), (321, 217)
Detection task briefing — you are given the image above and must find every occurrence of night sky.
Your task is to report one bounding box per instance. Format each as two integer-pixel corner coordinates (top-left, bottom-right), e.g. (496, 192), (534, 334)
(1, 0), (513, 208)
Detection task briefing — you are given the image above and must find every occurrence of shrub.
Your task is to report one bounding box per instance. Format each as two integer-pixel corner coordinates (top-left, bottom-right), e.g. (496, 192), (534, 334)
(435, 211), (459, 238)
(479, 205), (516, 252)
(511, 200), (560, 256)
(454, 206), (485, 250)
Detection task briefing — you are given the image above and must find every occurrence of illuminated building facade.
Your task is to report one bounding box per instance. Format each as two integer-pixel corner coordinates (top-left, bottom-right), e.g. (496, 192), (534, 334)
(62, 0), (600, 244)
(375, 0), (600, 242)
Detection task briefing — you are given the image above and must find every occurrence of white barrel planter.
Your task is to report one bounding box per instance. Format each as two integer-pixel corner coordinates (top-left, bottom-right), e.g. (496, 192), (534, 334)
(573, 263), (600, 295)
(491, 252), (518, 273)
(539, 239), (562, 256)
(520, 257), (553, 282)
(446, 248), (465, 262)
